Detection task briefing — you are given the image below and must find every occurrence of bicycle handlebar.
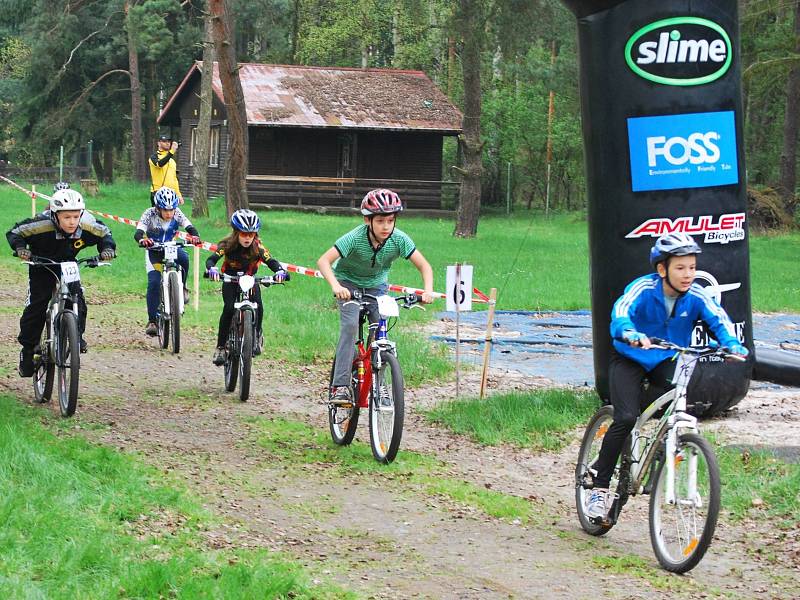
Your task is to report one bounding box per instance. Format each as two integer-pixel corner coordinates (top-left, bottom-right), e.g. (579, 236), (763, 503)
(218, 273), (286, 287)
(615, 336), (747, 362)
(24, 255), (110, 269)
(346, 290), (424, 310)
(139, 240), (186, 250)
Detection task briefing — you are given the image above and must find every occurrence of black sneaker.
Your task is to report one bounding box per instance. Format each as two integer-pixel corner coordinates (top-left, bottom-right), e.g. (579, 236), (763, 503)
(80, 338), (88, 354)
(330, 386), (352, 406)
(18, 348), (34, 378)
(212, 347), (226, 366)
(253, 331), (264, 356)
(145, 322), (158, 337)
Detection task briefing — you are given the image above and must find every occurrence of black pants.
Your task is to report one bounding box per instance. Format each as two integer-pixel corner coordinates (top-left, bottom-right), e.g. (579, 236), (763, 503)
(19, 266), (87, 350)
(593, 351), (675, 488)
(216, 281), (263, 347)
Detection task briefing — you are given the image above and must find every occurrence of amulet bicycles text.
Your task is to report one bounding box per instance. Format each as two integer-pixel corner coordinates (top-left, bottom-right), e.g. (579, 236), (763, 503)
(327, 291), (422, 464)
(26, 255), (109, 417)
(575, 337), (747, 573)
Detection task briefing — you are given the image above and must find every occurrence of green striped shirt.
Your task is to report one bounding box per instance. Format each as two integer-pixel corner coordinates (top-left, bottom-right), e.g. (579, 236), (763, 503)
(333, 224), (416, 288)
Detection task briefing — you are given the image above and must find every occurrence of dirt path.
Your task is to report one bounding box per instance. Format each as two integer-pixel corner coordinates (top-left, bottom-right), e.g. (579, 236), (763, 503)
(0, 276), (797, 599)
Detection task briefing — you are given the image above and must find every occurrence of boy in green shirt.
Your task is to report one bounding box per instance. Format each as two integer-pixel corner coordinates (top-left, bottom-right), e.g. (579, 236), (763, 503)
(317, 189), (434, 404)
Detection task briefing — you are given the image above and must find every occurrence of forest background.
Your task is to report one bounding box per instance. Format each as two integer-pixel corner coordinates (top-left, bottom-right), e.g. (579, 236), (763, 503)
(0, 0), (798, 225)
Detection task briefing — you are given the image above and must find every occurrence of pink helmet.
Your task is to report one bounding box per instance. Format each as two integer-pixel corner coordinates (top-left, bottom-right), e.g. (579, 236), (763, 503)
(360, 189), (403, 216)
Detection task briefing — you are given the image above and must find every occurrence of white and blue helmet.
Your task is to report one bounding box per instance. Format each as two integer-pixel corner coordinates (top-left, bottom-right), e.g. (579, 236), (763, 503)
(154, 187), (179, 210)
(231, 209), (261, 233)
(649, 232), (702, 266)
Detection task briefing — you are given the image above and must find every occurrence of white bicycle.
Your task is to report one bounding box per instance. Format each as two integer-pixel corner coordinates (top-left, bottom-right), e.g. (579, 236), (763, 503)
(575, 338), (746, 573)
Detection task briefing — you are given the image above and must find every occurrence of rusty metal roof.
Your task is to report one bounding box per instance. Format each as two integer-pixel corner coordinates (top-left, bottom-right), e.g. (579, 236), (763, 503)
(160, 62), (462, 134)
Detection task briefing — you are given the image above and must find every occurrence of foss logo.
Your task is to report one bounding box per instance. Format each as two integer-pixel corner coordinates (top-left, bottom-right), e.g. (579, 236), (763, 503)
(625, 17), (732, 86)
(647, 131), (720, 167)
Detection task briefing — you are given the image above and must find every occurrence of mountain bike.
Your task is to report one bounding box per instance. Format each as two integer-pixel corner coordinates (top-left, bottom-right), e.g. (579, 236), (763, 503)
(575, 338), (746, 573)
(27, 255), (110, 417)
(327, 292), (422, 464)
(219, 273), (284, 402)
(144, 240), (185, 354)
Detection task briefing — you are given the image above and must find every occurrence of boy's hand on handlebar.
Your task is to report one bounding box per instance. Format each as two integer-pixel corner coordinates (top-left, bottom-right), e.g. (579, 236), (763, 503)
(206, 267), (220, 281)
(100, 248), (116, 261)
(727, 343), (749, 358)
(623, 330), (651, 349)
(420, 291), (435, 304)
(139, 238), (154, 248)
(332, 284), (351, 300)
(188, 235), (202, 246)
(16, 248), (31, 261)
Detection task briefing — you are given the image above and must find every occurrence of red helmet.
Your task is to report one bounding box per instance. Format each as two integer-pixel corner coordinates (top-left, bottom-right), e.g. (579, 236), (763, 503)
(360, 189), (403, 216)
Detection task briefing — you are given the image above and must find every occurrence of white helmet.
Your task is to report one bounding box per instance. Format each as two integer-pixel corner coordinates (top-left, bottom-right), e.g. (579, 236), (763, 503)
(50, 189), (86, 213)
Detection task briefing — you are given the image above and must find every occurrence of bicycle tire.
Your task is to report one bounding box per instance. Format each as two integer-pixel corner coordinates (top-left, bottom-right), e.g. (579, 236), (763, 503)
(56, 311), (80, 417)
(649, 432), (720, 573)
(33, 323), (54, 403)
(157, 279), (169, 350)
(327, 356), (359, 446)
(575, 405), (629, 535)
(369, 351), (404, 464)
(168, 271), (181, 354)
(224, 314), (239, 392)
(238, 310), (253, 402)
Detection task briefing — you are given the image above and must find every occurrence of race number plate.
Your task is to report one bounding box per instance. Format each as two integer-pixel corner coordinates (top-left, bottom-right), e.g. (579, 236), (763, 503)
(61, 261), (80, 284)
(377, 295), (400, 318)
(164, 244), (178, 261)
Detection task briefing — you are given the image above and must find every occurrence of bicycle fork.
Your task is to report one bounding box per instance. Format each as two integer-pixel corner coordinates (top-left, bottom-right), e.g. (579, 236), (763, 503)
(664, 414), (701, 508)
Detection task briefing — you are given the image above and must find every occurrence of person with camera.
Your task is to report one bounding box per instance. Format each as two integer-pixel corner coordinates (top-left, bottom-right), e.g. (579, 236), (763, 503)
(148, 134), (183, 207)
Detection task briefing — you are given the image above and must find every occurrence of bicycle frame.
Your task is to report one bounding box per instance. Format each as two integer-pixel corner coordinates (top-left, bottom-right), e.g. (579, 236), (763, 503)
(158, 243), (184, 317)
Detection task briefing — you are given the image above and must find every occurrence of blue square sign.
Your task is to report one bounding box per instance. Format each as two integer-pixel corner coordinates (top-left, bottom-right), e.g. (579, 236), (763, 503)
(627, 111), (738, 192)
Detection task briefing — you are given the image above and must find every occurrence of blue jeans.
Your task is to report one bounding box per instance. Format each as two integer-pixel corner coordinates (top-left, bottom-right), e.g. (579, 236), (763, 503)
(146, 250), (189, 323)
(331, 281), (388, 387)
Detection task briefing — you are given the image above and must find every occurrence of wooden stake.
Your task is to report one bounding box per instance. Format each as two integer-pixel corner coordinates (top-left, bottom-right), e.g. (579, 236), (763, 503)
(455, 262), (461, 399)
(193, 245), (200, 311)
(479, 288), (497, 399)
(31, 184), (37, 218)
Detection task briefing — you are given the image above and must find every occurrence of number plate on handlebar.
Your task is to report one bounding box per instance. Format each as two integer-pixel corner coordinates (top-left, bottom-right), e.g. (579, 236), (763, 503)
(164, 244), (178, 260)
(61, 261), (80, 283)
(377, 295), (400, 318)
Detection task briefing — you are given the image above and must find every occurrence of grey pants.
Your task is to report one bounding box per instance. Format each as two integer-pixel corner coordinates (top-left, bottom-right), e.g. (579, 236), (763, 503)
(332, 281), (387, 387)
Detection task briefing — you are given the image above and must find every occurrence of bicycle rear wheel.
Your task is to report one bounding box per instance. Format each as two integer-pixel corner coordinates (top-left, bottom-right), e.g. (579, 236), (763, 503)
(56, 311), (80, 417)
(157, 281), (169, 350)
(369, 351), (404, 464)
(649, 432), (720, 573)
(575, 405), (628, 535)
(224, 315), (240, 392)
(33, 325), (54, 403)
(327, 356), (359, 446)
(238, 310), (253, 402)
(168, 271), (181, 354)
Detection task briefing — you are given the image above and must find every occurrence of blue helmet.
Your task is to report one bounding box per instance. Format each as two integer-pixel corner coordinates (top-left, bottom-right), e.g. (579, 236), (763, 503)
(154, 187), (179, 210)
(53, 181), (70, 193)
(649, 232), (702, 266)
(230, 209), (260, 233)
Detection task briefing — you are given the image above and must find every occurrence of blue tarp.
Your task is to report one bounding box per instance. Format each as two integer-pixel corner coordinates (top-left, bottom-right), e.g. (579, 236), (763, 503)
(433, 310), (800, 388)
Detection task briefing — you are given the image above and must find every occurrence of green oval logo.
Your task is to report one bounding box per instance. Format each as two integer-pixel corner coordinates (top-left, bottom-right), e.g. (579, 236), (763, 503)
(625, 17), (732, 86)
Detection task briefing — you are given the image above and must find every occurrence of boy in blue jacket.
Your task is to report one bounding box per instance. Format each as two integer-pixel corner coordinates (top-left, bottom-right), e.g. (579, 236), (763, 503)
(586, 232), (748, 519)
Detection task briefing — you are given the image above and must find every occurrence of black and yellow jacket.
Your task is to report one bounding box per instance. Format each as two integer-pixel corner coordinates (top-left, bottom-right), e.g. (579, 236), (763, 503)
(149, 149), (182, 197)
(6, 211), (116, 261)
(206, 239), (282, 276)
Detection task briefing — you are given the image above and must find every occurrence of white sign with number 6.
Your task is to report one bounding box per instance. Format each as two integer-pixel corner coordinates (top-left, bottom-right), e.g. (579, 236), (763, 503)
(446, 264), (473, 312)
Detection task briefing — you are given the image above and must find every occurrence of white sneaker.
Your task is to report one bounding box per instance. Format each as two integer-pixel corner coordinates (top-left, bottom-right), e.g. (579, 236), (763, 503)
(586, 488), (610, 519)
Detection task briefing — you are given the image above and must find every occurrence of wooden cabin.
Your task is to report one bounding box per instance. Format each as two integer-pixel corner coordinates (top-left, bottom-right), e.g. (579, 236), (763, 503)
(157, 62), (463, 210)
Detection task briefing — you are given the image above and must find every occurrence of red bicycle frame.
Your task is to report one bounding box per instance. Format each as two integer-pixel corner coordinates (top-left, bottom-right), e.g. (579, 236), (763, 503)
(353, 341), (373, 409)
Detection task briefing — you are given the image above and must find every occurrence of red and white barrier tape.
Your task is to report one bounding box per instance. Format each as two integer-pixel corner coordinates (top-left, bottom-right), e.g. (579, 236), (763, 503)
(2, 176), (488, 302)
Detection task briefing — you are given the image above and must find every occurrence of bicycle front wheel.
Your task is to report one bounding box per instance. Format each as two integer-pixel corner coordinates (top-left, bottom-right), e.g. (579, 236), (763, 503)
(157, 281), (169, 350)
(56, 311), (80, 417)
(238, 310), (253, 402)
(575, 405), (628, 536)
(649, 432), (720, 573)
(168, 271), (181, 354)
(369, 351), (404, 464)
(327, 356), (359, 446)
(224, 315), (240, 392)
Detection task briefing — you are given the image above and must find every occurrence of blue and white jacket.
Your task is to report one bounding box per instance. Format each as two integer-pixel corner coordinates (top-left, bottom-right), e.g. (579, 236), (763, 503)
(610, 273), (739, 372)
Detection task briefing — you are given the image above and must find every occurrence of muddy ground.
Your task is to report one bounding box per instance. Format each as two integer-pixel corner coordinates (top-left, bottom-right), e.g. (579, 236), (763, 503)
(0, 276), (798, 599)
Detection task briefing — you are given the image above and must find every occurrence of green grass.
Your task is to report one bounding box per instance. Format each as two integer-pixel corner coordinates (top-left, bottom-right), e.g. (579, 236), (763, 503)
(0, 394), (352, 599)
(717, 445), (800, 526)
(247, 415), (538, 524)
(424, 390), (601, 451)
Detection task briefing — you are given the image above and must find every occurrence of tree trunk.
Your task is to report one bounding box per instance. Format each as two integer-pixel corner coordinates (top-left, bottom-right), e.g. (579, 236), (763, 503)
(454, 0), (483, 238)
(125, 1), (147, 182)
(291, 0), (300, 62)
(104, 144), (114, 184)
(92, 145), (107, 183)
(778, 0), (800, 215)
(192, 16), (214, 218)
(209, 0), (249, 216)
